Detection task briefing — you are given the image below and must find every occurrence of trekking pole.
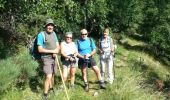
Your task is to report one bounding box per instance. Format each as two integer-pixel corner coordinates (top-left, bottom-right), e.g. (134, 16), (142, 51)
(55, 56), (69, 100)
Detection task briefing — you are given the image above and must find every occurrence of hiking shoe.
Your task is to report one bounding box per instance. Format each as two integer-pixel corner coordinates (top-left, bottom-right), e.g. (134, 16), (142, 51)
(99, 81), (106, 89)
(84, 83), (89, 92)
(43, 93), (48, 100)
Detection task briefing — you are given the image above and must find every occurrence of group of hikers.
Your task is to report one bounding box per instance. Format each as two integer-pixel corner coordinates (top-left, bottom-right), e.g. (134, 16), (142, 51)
(35, 18), (116, 99)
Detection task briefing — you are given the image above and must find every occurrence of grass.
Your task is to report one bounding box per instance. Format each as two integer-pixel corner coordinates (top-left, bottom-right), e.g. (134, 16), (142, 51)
(1, 36), (170, 100)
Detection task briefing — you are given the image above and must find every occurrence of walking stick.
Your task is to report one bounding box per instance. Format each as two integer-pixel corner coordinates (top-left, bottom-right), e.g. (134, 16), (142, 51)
(55, 56), (69, 100)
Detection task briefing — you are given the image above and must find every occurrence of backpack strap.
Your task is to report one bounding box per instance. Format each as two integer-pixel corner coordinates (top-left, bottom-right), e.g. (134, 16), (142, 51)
(89, 37), (93, 51)
(100, 36), (113, 52)
(76, 38), (80, 51)
(99, 37), (103, 51)
(41, 31), (46, 42)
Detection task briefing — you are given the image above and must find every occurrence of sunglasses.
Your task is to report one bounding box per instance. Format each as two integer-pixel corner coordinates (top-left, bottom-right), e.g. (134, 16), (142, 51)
(81, 33), (87, 35)
(66, 37), (72, 39)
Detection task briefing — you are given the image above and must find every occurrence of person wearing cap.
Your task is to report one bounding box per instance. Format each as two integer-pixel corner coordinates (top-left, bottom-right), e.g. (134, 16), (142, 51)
(37, 18), (60, 99)
(76, 29), (106, 92)
(98, 27), (115, 84)
(60, 32), (78, 89)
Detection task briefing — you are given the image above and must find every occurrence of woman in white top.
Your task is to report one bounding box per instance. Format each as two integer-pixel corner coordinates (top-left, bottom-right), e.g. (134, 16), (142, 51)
(98, 28), (115, 84)
(60, 32), (78, 88)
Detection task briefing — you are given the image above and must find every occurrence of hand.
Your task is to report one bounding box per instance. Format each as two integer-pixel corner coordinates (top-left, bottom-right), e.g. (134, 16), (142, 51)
(86, 54), (91, 58)
(84, 54), (91, 59)
(52, 54), (57, 58)
(69, 57), (75, 62)
(52, 48), (59, 54)
(100, 50), (104, 54)
(73, 53), (77, 57)
(64, 56), (69, 61)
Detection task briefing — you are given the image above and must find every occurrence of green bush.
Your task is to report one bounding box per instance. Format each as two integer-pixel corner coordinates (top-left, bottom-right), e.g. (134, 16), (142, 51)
(0, 58), (20, 93)
(0, 47), (38, 94)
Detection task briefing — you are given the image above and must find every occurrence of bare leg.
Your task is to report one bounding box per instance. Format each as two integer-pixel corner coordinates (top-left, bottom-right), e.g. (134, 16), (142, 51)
(81, 67), (89, 91)
(44, 74), (52, 94)
(92, 66), (102, 81)
(92, 66), (106, 89)
(63, 67), (69, 82)
(81, 67), (88, 82)
(70, 67), (76, 85)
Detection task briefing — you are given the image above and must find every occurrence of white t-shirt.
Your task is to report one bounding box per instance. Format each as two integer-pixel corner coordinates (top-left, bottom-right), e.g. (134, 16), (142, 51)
(100, 36), (113, 52)
(61, 41), (78, 55)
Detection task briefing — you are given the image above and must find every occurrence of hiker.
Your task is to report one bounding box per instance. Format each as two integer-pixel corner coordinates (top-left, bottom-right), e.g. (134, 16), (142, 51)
(60, 32), (78, 89)
(76, 29), (106, 92)
(98, 27), (115, 84)
(37, 18), (60, 99)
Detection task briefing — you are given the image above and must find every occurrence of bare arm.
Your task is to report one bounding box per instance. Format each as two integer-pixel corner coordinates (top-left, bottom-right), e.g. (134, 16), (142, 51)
(97, 40), (103, 53)
(90, 49), (96, 56)
(56, 42), (60, 53)
(77, 53), (84, 59)
(38, 46), (58, 54)
(38, 42), (60, 54)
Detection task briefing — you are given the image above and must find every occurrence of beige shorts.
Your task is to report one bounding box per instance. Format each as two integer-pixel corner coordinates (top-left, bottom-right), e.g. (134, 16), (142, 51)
(42, 57), (57, 74)
(62, 60), (78, 68)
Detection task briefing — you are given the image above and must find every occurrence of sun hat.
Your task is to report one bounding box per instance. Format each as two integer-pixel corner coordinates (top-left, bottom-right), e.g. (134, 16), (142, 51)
(44, 18), (56, 27)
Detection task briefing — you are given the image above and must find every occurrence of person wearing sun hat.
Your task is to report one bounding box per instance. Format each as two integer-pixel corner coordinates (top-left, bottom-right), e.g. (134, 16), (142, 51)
(37, 18), (60, 99)
(44, 18), (56, 28)
(60, 32), (78, 89)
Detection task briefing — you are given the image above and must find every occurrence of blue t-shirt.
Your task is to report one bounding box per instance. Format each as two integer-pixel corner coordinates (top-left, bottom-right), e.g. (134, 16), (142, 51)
(37, 31), (58, 48)
(77, 38), (96, 55)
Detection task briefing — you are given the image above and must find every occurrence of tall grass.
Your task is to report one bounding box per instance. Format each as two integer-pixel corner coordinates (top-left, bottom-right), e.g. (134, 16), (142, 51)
(0, 47), (38, 98)
(0, 43), (169, 100)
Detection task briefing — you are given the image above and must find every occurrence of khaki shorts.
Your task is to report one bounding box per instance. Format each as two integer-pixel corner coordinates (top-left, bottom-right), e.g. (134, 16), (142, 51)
(62, 59), (78, 68)
(42, 57), (57, 74)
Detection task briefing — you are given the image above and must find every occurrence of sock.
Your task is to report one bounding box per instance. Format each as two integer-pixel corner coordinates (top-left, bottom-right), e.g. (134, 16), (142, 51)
(84, 81), (88, 85)
(44, 93), (48, 96)
(49, 87), (53, 90)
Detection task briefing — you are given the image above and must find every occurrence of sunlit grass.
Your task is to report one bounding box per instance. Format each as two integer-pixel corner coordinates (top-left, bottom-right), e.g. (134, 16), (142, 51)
(1, 37), (170, 100)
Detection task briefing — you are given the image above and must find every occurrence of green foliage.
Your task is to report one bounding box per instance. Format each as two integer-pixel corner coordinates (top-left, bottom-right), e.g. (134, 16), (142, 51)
(0, 0), (170, 99)
(1, 45), (169, 100)
(0, 58), (20, 93)
(0, 47), (38, 94)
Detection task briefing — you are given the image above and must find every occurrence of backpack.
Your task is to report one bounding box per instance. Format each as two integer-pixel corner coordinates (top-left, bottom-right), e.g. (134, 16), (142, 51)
(30, 32), (46, 60)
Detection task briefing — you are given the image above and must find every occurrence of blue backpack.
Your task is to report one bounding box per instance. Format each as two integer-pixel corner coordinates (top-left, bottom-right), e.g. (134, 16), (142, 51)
(30, 32), (46, 60)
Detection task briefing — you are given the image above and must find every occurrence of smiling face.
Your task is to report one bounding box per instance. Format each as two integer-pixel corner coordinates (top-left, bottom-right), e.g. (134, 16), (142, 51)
(45, 23), (54, 33)
(65, 34), (72, 43)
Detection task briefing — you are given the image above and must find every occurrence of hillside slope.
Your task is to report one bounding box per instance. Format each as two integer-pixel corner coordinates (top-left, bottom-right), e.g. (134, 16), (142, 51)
(1, 35), (170, 100)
